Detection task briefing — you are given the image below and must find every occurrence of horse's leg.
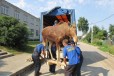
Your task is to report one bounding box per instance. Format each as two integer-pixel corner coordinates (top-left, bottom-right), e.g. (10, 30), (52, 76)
(45, 40), (49, 58)
(56, 44), (61, 66)
(49, 42), (55, 60)
(42, 37), (50, 59)
(56, 44), (60, 61)
(42, 36), (46, 46)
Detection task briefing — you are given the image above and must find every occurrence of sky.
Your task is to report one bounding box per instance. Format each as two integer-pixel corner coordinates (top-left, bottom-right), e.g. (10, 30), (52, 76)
(6, 0), (114, 36)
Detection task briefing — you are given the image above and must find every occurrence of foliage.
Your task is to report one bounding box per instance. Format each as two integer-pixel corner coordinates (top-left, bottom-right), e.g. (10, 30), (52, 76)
(96, 30), (107, 40)
(80, 19), (114, 55)
(93, 25), (100, 38)
(99, 44), (114, 55)
(92, 39), (102, 46)
(109, 24), (114, 38)
(77, 17), (89, 35)
(0, 15), (29, 49)
(90, 25), (107, 40)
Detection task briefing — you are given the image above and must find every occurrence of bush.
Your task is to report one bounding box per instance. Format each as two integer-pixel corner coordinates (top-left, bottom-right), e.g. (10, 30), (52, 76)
(92, 39), (102, 46)
(0, 15), (29, 50)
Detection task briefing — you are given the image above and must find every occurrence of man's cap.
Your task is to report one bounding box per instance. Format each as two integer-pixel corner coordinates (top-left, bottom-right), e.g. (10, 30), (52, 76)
(70, 41), (75, 44)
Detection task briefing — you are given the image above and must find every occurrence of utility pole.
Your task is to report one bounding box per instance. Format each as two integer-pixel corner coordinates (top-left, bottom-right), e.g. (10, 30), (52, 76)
(91, 25), (93, 43)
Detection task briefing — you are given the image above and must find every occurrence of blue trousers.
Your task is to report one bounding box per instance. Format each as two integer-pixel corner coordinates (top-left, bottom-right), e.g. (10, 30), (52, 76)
(32, 55), (41, 76)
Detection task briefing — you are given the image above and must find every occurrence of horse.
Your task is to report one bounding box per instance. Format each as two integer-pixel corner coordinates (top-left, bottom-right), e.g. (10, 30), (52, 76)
(42, 22), (78, 64)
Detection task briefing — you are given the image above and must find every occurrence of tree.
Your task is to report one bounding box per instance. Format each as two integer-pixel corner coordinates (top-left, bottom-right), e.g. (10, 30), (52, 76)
(0, 16), (19, 44)
(0, 15), (29, 49)
(109, 24), (114, 38)
(93, 25), (100, 34)
(97, 30), (107, 40)
(6, 23), (29, 49)
(92, 25), (107, 40)
(93, 25), (100, 38)
(77, 17), (89, 35)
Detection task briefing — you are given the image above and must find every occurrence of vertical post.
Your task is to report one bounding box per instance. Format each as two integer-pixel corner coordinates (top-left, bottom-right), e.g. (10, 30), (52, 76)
(112, 35), (114, 45)
(40, 12), (43, 42)
(91, 25), (93, 43)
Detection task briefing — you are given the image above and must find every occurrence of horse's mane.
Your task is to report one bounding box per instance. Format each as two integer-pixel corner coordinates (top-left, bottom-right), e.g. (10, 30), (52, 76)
(57, 21), (64, 25)
(56, 21), (68, 26)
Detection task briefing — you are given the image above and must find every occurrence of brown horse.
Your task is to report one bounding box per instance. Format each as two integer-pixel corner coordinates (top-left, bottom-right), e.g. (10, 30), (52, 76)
(42, 22), (78, 62)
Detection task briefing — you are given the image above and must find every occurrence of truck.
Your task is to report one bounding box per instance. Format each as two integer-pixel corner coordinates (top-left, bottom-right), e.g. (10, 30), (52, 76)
(40, 7), (76, 41)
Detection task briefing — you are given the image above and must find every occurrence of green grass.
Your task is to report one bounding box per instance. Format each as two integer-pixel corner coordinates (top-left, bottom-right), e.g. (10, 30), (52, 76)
(82, 40), (114, 55)
(99, 45), (114, 55)
(81, 38), (114, 55)
(25, 41), (40, 53)
(0, 46), (23, 54)
(28, 41), (39, 45)
(0, 41), (40, 55)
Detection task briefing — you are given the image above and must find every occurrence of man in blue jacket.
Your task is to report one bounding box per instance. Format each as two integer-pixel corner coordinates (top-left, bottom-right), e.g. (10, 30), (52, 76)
(32, 43), (46, 76)
(70, 41), (83, 76)
(62, 39), (79, 76)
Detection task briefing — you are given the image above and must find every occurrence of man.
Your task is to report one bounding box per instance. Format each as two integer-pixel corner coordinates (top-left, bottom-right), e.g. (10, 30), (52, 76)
(70, 41), (83, 76)
(49, 42), (56, 73)
(32, 42), (46, 76)
(53, 20), (58, 26)
(62, 39), (79, 76)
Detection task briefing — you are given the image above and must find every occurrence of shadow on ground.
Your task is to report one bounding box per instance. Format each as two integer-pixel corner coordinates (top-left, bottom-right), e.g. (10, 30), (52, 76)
(39, 69), (64, 76)
(81, 66), (109, 76)
(81, 51), (109, 76)
(82, 51), (107, 66)
(0, 60), (6, 67)
(0, 71), (12, 76)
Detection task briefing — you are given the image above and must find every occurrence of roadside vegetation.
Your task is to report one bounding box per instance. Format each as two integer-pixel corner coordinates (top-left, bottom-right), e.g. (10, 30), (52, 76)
(0, 15), (40, 54)
(0, 15), (29, 49)
(99, 44), (114, 55)
(77, 17), (114, 55)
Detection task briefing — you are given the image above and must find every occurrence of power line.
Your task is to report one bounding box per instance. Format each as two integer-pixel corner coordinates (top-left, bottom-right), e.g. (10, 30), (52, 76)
(89, 14), (114, 25)
(90, 14), (114, 43)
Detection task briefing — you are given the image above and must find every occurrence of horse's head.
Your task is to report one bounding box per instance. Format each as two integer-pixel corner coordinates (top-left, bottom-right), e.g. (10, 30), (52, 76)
(69, 23), (78, 43)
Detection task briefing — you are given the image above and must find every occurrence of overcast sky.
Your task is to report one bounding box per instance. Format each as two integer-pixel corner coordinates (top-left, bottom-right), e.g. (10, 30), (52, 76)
(6, 0), (114, 36)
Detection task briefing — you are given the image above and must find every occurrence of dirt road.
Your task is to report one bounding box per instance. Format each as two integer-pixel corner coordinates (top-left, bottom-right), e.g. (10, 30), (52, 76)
(26, 42), (114, 76)
(79, 42), (114, 76)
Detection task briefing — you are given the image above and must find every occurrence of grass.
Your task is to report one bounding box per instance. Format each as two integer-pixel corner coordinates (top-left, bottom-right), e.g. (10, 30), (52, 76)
(0, 46), (23, 54)
(99, 44), (114, 55)
(0, 41), (40, 55)
(82, 40), (114, 55)
(25, 41), (40, 53)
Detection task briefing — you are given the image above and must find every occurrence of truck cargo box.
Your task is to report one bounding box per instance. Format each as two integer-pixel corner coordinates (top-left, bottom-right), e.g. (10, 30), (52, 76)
(40, 7), (76, 41)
